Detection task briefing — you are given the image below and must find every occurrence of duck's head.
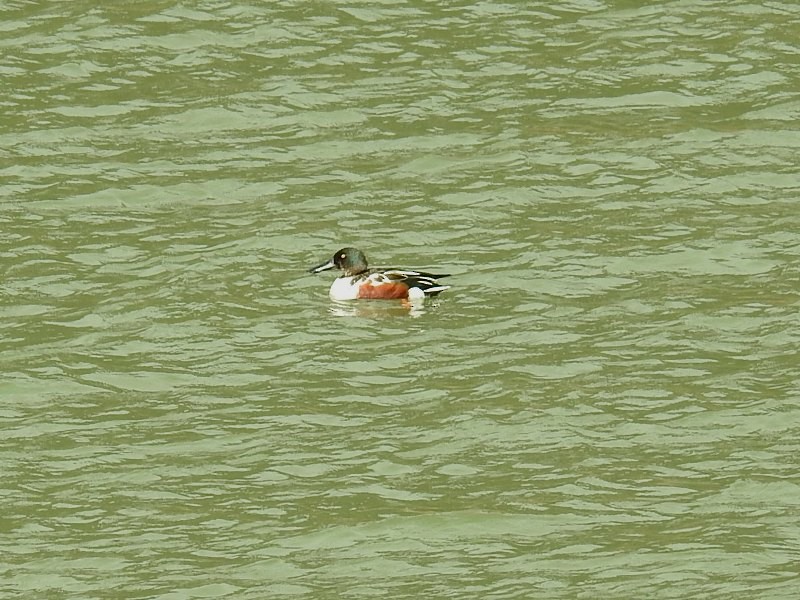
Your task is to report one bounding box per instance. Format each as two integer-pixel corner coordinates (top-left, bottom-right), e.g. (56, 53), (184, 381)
(309, 247), (369, 277)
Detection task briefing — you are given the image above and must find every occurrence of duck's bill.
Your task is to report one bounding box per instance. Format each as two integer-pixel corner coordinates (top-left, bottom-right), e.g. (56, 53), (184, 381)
(309, 259), (335, 273)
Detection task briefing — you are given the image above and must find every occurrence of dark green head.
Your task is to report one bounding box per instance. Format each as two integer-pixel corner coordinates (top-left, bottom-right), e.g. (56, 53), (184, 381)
(309, 247), (369, 277)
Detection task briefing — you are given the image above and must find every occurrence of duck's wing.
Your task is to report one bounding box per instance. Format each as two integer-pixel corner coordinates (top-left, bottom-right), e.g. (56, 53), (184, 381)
(375, 270), (451, 295)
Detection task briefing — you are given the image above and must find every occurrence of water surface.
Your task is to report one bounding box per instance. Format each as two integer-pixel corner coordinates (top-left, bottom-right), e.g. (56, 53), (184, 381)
(2, 1), (799, 598)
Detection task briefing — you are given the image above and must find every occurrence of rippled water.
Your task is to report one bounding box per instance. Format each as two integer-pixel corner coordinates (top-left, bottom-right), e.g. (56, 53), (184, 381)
(2, 1), (799, 598)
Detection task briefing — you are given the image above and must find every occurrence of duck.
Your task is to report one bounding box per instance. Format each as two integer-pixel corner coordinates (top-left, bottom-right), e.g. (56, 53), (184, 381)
(309, 247), (451, 301)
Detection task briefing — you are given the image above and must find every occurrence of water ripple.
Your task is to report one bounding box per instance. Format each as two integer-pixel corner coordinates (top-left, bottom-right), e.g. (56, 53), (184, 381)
(2, 1), (799, 598)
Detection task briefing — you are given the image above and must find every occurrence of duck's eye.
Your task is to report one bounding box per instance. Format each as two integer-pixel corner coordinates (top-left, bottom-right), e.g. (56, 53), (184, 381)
(340, 253), (346, 259)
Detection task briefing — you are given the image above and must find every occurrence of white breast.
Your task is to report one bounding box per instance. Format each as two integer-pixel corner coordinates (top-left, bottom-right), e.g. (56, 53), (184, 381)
(329, 276), (360, 300)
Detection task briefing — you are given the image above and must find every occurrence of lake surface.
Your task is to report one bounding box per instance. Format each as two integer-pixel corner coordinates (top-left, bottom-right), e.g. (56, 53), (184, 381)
(2, 1), (799, 598)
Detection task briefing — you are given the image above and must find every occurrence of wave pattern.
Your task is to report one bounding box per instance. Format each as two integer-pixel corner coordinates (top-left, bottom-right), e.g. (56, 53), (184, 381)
(2, 1), (799, 598)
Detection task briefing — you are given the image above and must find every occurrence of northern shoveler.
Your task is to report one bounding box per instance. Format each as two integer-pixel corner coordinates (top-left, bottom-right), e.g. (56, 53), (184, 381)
(309, 247), (451, 301)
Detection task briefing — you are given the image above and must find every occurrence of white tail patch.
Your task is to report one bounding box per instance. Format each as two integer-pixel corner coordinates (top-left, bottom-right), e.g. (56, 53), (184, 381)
(422, 285), (450, 294)
(408, 284), (450, 300)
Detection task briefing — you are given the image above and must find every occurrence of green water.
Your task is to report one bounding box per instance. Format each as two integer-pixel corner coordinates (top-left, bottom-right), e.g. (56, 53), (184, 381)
(2, 1), (799, 598)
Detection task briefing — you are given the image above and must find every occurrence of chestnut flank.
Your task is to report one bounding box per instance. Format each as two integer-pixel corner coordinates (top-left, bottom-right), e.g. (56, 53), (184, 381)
(357, 282), (410, 299)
